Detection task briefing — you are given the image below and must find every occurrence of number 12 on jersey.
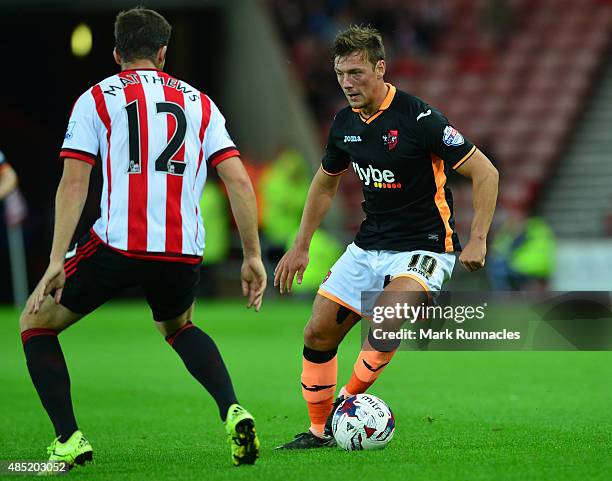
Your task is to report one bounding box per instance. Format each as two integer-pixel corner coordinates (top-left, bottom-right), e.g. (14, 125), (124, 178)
(125, 100), (188, 176)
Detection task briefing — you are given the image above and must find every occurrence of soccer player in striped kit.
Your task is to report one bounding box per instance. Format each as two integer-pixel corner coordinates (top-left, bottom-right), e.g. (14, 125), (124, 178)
(19, 7), (265, 468)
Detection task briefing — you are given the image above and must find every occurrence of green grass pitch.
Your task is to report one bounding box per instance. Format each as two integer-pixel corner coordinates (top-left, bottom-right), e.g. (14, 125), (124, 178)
(0, 300), (610, 480)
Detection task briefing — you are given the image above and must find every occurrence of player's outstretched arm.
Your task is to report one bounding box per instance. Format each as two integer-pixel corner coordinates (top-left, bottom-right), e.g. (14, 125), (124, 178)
(27, 158), (92, 314)
(0, 162), (18, 200)
(216, 156), (266, 311)
(455, 149), (499, 272)
(274, 167), (342, 293)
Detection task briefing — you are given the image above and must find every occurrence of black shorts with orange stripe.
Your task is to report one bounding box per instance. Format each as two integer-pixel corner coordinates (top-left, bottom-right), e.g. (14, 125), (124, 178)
(60, 231), (200, 321)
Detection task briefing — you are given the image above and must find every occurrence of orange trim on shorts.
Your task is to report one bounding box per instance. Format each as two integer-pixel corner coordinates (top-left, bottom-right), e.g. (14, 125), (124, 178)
(389, 273), (430, 292)
(317, 289), (364, 318)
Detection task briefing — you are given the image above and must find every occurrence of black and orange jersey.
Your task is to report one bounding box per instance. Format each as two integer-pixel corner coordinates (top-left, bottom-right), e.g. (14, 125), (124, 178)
(321, 84), (477, 253)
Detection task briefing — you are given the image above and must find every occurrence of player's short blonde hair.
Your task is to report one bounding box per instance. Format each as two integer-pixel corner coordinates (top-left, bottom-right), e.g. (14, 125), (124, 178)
(332, 25), (385, 69)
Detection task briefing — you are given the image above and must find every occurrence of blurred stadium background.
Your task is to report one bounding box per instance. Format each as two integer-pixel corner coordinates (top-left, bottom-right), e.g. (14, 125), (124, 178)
(1, 4), (611, 479)
(1, 0), (612, 305)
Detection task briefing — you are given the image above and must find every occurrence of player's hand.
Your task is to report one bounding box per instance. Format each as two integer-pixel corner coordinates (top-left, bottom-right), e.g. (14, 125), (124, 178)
(241, 256), (267, 312)
(459, 238), (487, 272)
(274, 245), (309, 294)
(27, 260), (66, 314)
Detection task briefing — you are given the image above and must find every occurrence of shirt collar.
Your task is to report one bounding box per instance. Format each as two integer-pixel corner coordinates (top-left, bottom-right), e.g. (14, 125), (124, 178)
(352, 83), (396, 114)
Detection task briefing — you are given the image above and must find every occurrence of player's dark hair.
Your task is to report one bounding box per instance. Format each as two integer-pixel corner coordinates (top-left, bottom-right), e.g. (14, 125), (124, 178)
(114, 7), (171, 63)
(332, 25), (385, 69)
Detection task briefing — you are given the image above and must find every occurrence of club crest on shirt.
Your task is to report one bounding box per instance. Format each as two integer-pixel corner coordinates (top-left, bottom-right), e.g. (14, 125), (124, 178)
(382, 129), (398, 150)
(442, 126), (464, 146)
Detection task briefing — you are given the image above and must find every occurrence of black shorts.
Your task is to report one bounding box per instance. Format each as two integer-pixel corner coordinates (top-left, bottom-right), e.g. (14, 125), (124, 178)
(60, 231), (200, 322)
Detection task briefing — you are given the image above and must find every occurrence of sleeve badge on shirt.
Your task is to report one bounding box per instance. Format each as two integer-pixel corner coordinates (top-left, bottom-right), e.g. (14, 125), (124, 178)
(382, 129), (399, 150)
(64, 121), (76, 140)
(442, 125), (464, 146)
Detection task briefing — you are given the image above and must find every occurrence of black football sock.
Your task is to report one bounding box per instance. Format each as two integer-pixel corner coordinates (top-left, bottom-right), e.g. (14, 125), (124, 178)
(166, 322), (238, 420)
(22, 329), (78, 443)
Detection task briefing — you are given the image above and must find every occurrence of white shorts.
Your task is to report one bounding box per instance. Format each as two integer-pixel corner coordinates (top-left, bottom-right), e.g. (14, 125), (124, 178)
(318, 243), (456, 317)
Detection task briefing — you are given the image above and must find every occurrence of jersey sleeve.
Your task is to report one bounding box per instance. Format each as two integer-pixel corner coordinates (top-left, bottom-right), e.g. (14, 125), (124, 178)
(60, 90), (99, 165)
(416, 107), (476, 170)
(321, 116), (351, 176)
(203, 98), (240, 168)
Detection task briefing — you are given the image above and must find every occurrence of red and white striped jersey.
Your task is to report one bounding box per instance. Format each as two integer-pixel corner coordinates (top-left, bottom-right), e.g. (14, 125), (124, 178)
(60, 68), (239, 263)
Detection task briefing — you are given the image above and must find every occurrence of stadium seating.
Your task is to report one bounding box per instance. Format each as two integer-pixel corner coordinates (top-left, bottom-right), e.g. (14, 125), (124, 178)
(270, 0), (612, 237)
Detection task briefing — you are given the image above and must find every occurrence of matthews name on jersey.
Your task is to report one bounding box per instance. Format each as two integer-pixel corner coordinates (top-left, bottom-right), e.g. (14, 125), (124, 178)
(60, 68), (239, 263)
(322, 84), (477, 253)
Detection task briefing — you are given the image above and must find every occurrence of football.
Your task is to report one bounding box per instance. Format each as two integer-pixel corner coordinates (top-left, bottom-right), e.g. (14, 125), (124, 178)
(331, 394), (395, 451)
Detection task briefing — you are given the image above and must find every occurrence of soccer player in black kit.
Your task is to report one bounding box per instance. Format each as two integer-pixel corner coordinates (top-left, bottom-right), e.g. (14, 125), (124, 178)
(274, 25), (499, 449)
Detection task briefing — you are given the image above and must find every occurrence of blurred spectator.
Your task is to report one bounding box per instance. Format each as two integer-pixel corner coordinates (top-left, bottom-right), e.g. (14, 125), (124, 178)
(488, 208), (556, 290)
(269, 0), (442, 131)
(414, 0), (448, 54)
(200, 178), (230, 265)
(480, 0), (514, 50)
(197, 177), (231, 298)
(1, 148), (29, 306)
(259, 148), (310, 257)
(0, 150), (18, 200)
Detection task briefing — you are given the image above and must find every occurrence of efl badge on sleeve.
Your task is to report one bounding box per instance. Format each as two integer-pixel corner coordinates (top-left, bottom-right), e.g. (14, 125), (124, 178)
(382, 129), (398, 150)
(65, 121), (76, 140)
(442, 126), (464, 146)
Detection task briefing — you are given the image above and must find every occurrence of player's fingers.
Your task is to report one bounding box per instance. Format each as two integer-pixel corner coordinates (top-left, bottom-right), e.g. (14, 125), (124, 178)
(470, 260), (481, 271)
(241, 279), (248, 297)
(54, 288), (63, 305)
(279, 268), (289, 294)
(247, 281), (258, 307)
(249, 283), (263, 311)
(32, 294), (41, 314)
(287, 268), (295, 292)
(26, 295), (36, 315)
(254, 292), (263, 312)
(255, 284), (266, 305)
(273, 262), (283, 287)
(36, 286), (47, 312)
(44, 278), (57, 296)
(297, 266), (305, 285)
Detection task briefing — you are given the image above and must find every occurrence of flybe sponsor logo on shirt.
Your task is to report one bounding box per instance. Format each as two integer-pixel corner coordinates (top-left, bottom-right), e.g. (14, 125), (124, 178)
(352, 162), (402, 190)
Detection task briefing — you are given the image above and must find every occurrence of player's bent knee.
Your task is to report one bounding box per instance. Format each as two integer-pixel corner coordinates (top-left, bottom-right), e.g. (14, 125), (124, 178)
(19, 311), (50, 333)
(155, 317), (189, 338)
(303, 322), (338, 351)
(154, 303), (194, 337)
(19, 298), (82, 334)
